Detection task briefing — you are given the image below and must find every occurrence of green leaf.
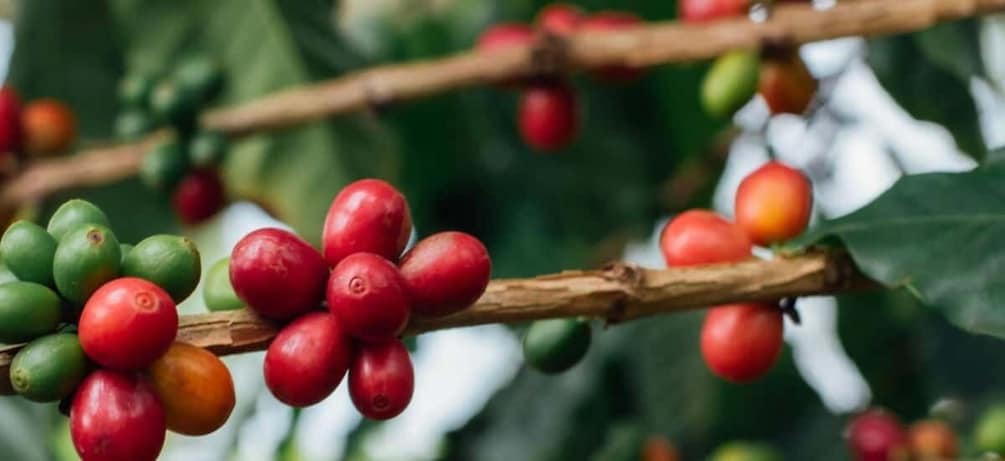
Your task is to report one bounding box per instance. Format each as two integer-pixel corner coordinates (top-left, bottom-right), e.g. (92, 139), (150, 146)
(869, 35), (985, 159)
(914, 19), (985, 83)
(799, 164), (1005, 337)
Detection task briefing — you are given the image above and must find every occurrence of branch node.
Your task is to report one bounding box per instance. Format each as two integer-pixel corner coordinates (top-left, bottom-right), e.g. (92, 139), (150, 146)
(530, 33), (570, 78)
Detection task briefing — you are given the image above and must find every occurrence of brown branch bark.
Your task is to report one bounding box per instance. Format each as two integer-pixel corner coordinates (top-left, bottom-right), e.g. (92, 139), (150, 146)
(0, 0), (998, 210)
(0, 251), (875, 390)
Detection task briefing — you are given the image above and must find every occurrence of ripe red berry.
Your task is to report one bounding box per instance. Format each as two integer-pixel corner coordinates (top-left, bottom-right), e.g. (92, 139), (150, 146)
(0, 87), (21, 154)
(328, 253), (411, 342)
(759, 49), (817, 115)
(349, 339), (414, 420)
(660, 210), (752, 267)
(399, 231), (491, 317)
(846, 409), (910, 461)
(518, 83), (579, 152)
(700, 303), (783, 383)
(908, 420), (957, 460)
(230, 228), (328, 320)
(70, 370), (166, 461)
(580, 12), (645, 82)
(735, 161), (813, 246)
(536, 4), (584, 36)
(264, 312), (353, 407)
(679, 0), (748, 23)
(22, 98), (76, 155)
(79, 277), (178, 370)
(476, 23), (535, 52)
(172, 169), (225, 225)
(322, 179), (412, 267)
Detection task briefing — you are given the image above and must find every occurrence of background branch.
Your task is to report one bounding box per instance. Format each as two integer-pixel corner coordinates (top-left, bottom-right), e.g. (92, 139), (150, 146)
(0, 250), (875, 390)
(0, 0), (1000, 211)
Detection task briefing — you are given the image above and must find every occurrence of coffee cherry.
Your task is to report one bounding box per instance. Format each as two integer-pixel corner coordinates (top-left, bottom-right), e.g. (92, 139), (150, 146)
(0, 86), (22, 154)
(10, 332), (87, 402)
(22, 99), (76, 156)
(328, 253), (410, 342)
(148, 342), (235, 435)
(189, 131), (228, 168)
(642, 435), (681, 461)
(0, 282), (62, 343)
(122, 234), (202, 302)
(846, 409), (910, 461)
(522, 318), (591, 374)
(679, 0), (748, 23)
(70, 370), (166, 461)
(349, 339), (414, 420)
(114, 109), (156, 140)
(322, 178), (412, 266)
(149, 79), (198, 127)
(735, 161), (813, 246)
(708, 441), (782, 461)
(977, 405), (1005, 455)
(46, 198), (111, 242)
(536, 4), (584, 36)
(230, 228), (328, 320)
(52, 224), (122, 305)
(476, 23), (535, 52)
(173, 54), (223, 103)
(908, 420), (957, 460)
(700, 303), (783, 383)
(203, 257), (244, 312)
(759, 48), (817, 115)
(399, 231), (491, 317)
(79, 277), (178, 370)
(172, 169), (225, 225)
(118, 73), (155, 108)
(702, 50), (760, 119)
(580, 12), (645, 82)
(518, 83), (579, 152)
(0, 220), (57, 286)
(141, 139), (190, 191)
(264, 312), (353, 407)
(659, 210), (752, 267)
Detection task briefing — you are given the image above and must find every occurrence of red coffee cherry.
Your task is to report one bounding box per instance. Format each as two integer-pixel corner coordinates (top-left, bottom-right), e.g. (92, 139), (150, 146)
(846, 409), (910, 461)
(0, 86), (21, 154)
(264, 312), (353, 407)
(70, 370), (166, 461)
(349, 339), (414, 420)
(230, 228), (328, 320)
(660, 210), (752, 267)
(700, 303), (783, 383)
(679, 0), (748, 23)
(908, 420), (958, 461)
(172, 169), (225, 225)
(580, 12), (645, 82)
(323, 179), (412, 267)
(22, 98), (76, 155)
(79, 277), (178, 370)
(328, 253), (411, 342)
(760, 48), (817, 115)
(476, 23), (535, 52)
(400, 231), (491, 317)
(518, 83), (579, 152)
(536, 3), (584, 36)
(735, 161), (813, 246)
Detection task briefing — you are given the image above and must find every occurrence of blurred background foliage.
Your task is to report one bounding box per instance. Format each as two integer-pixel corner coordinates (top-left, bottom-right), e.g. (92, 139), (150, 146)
(2, 0), (1004, 459)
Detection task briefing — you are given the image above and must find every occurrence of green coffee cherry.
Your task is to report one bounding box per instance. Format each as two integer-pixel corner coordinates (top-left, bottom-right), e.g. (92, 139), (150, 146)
(522, 318), (591, 374)
(701, 50), (760, 119)
(189, 131), (228, 168)
(203, 257), (244, 311)
(52, 224), (121, 304)
(976, 404), (1005, 455)
(708, 441), (782, 461)
(1, 220), (57, 286)
(141, 139), (190, 191)
(122, 234), (201, 303)
(0, 263), (17, 285)
(47, 199), (111, 242)
(0, 281), (62, 343)
(10, 333), (87, 402)
(119, 243), (133, 265)
(149, 79), (197, 127)
(114, 109), (156, 141)
(174, 54), (223, 102)
(118, 73), (156, 108)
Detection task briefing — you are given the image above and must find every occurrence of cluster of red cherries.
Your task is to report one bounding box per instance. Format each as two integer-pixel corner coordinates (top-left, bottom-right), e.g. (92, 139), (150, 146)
(0, 86), (77, 161)
(475, 4), (644, 153)
(846, 408), (959, 461)
(660, 161), (812, 383)
(228, 178), (491, 418)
